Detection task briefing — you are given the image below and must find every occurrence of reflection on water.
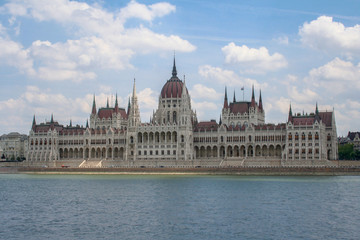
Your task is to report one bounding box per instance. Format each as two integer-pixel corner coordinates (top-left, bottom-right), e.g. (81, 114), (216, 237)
(1, 175), (359, 240)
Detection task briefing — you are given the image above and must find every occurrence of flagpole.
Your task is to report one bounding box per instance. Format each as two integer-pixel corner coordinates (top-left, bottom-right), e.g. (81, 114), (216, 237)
(242, 86), (244, 101)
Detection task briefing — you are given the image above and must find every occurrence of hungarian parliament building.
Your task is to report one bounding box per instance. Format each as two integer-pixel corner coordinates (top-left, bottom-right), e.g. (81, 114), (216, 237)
(26, 59), (338, 167)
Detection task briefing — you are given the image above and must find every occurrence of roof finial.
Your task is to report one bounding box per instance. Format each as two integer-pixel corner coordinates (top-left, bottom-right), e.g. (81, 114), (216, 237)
(233, 90), (236, 102)
(50, 113), (54, 123)
(106, 97), (109, 108)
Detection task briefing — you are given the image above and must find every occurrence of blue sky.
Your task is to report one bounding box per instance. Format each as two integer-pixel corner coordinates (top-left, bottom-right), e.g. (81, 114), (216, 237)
(0, 0), (359, 136)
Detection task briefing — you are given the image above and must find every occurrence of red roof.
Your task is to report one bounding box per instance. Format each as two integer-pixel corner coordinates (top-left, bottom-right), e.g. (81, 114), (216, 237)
(98, 107), (128, 119)
(194, 121), (218, 131)
(60, 127), (85, 135)
(319, 112), (332, 127)
(161, 78), (185, 98)
(229, 102), (250, 114)
(292, 117), (315, 126)
(34, 121), (63, 133)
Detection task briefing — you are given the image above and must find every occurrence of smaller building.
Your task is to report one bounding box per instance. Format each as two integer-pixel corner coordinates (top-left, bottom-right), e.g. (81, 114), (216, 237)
(0, 132), (28, 161)
(342, 132), (360, 151)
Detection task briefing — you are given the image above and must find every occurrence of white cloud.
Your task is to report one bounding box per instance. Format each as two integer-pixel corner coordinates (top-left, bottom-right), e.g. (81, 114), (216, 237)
(273, 36), (289, 45)
(287, 86), (318, 103)
(190, 84), (222, 100)
(137, 87), (158, 111)
(191, 100), (218, 121)
(0, 37), (35, 76)
(307, 57), (360, 93)
(198, 65), (268, 90)
(0, 0), (195, 81)
(0, 85), (134, 133)
(299, 16), (360, 56)
(221, 42), (287, 73)
(118, 0), (176, 23)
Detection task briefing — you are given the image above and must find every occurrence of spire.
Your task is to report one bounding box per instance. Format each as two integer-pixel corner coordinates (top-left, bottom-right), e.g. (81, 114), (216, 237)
(219, 114), (222, 125)
(32, 115), (36, 130)
(115, 93), (119, 112)
(288, 103), (293, 122)
(106, 97), (109, 108)
(129, 77), (140, 126)
(50, 113), (54, 123)
(315, 102), (321, 122)
(69, 119), (72, 127)
(259, 89), (263, 111)
(127, 97), (131, 115)
(172, 55), (177, 78)
(223, 87), (229, 109)
(251, 85), (256, 108)
(233, 90), (236, 102)
(92, 94), (97, 115)
(133, 78), (137, 98)
(86, 119), (89, 128)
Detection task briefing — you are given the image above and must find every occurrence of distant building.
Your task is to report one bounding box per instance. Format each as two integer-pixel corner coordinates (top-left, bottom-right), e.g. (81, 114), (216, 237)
(0, 132), (28, 160)
(339, 132), (360, 151)
(26, 59), (338, 167)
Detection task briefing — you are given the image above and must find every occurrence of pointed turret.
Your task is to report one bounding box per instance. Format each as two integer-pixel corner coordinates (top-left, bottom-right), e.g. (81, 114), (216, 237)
(50, 113), (54, 123)
(250, 85), (256, 108)
(223, 87), (229, 109)
(32, 115), (36, 131)
(114, 93), (119, 112)
(219, 114), (222, 125)
(172, 56), (177, 78)
(92, 94), (97, 115)
(106, 97), (109, 108)
(86, 119), (89, 128)
(288, 103), (293, 122)
(69, 119), (72, 127)
(259, 90), (263, 111)
(129, 78), (140, 127)
(127, 97), (131, 116)
(315, 102), (321, 122)
(233, 90), (236, 103)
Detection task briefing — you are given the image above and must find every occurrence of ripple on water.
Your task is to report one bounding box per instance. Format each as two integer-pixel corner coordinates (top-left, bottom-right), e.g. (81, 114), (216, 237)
(0, 174), (360, 240)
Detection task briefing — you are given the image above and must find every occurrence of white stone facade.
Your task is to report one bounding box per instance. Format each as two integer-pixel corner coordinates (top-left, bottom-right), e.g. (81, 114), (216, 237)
(26, 60), (338, 166)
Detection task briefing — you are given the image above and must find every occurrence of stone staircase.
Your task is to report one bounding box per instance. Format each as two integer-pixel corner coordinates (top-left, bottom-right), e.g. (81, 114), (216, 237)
(79, 160), (103, 168)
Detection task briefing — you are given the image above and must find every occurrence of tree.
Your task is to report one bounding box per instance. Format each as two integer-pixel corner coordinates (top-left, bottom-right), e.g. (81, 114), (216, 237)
(338, 144), (360, 160)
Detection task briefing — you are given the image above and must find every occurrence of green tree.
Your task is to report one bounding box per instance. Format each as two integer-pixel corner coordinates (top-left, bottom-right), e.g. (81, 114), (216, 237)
(338, 144), (354, 160)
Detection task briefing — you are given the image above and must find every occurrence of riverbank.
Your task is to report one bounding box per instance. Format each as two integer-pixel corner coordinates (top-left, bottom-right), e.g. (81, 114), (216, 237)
(1, 166), (360, 176)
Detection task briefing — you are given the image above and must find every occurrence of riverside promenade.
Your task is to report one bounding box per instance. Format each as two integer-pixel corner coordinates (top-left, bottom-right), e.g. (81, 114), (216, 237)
(1, 165), (359, 176)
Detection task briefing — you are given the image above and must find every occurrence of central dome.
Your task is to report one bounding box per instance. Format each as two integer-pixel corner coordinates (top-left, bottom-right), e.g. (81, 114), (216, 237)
(160, 58), (185, 98)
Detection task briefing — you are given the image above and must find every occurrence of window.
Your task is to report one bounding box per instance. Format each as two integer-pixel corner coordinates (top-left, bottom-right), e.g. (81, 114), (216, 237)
(288, 134), (292, 141)
(181, 135), (184, 143)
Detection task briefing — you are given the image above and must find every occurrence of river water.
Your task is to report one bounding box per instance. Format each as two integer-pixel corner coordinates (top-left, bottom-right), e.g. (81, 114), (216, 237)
(1, 174), (360, 240)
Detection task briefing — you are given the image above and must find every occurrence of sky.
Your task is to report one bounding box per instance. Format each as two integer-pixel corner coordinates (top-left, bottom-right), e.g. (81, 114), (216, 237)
(0, 0), (359, 136)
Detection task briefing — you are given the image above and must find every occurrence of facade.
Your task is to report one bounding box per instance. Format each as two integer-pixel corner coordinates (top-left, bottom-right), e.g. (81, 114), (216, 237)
(26, 59), (338, 167)
(0, 132), (28, 161)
